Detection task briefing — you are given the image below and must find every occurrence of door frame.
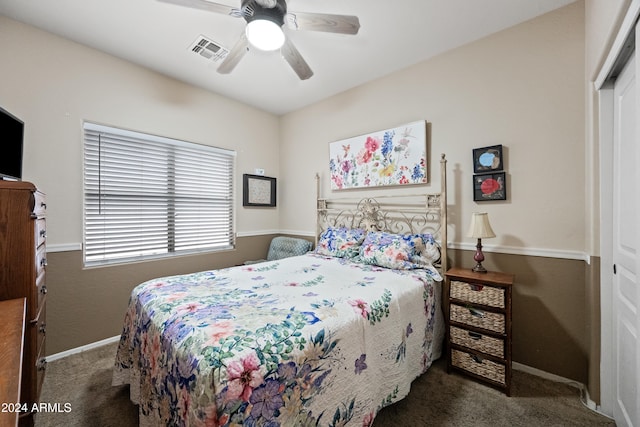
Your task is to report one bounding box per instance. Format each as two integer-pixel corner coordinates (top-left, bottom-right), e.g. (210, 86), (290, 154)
(596, 0), (640, 418)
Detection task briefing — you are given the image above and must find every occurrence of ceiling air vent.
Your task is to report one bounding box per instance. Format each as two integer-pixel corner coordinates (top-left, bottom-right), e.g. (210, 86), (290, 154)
(189, 36), (230, 63)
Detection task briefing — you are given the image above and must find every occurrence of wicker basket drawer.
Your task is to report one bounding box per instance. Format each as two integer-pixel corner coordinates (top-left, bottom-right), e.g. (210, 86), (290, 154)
(450, 304), (505, 334)
(451, 349), (506, 385)
(450, 280), (505, 308)
(450, 326), (504, 358)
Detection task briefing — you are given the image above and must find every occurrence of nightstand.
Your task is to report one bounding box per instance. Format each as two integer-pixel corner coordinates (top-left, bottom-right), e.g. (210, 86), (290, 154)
(445, 267), (515, 395)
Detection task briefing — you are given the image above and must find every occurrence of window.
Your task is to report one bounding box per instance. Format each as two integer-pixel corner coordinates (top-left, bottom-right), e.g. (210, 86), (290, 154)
(83, 122), (235, 266)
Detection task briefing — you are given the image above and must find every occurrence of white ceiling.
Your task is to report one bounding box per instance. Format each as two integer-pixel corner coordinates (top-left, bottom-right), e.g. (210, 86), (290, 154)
(0, 0), (575, 115)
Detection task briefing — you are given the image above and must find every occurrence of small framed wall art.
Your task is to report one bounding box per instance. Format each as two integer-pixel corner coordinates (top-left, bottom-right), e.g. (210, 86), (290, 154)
(243, 174), (276, 207)
(472, 144), (503, 173)
(473, 172), (507, 201)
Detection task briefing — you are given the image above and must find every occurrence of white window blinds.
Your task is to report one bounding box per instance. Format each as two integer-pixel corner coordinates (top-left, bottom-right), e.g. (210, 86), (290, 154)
(83, 122), (235, 266)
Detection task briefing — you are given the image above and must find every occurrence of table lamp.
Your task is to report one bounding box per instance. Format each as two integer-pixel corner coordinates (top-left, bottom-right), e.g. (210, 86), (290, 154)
(467, 212), (495, 273)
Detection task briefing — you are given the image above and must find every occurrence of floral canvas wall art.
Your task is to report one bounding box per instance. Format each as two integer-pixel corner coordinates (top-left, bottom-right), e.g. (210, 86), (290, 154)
(329, 120), (427, 190)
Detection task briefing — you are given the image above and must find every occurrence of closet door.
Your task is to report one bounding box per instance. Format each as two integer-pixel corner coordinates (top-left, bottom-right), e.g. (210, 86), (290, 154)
(611, 45), (639, 427)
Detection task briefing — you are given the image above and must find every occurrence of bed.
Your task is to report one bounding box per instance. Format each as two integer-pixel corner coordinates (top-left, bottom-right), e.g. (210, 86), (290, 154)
(113, 155), (449, 426)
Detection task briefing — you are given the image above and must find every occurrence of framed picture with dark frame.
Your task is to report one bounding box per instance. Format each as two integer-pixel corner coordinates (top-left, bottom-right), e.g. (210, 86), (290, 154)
(243, 174), (276, 207)
(473, 172), (507, 201)
(472, 144), (503, 173)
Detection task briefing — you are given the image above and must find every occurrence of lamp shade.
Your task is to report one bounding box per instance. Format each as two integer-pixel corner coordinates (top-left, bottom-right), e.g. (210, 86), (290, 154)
(245, 19), (285, 51)
(466, 212), (496, 239)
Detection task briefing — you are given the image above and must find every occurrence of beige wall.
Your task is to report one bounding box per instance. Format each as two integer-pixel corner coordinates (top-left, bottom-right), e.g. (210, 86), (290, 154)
(586, 0), (631, 79)
(582, 0), (629, 258)
(280, 2), (588, 382)
(280, 3), (586, 256)
(0, 16), (282, 245)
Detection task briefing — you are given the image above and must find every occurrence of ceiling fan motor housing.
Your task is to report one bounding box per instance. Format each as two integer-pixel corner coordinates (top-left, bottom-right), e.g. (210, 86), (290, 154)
(241, 0), (287, 27)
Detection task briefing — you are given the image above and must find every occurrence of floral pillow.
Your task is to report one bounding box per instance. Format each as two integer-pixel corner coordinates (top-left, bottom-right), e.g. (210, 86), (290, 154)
(359, 232), (443, 280)
(359, 232), (419, 270)
(315, 227), (366, 259)
(410, 233), (441, 265)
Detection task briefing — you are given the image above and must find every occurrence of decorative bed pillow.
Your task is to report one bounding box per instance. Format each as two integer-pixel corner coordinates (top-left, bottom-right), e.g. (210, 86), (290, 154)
(359, 232), (443, 280)
(411, 233), (441, 265)
(315, 227), (366, 258)
(359, 232), (419, 270)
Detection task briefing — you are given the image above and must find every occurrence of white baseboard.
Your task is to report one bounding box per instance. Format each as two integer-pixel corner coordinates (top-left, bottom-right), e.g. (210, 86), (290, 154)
(45, 335), (121, 362)
(513, 361), (585, 389)
(513, 361), (612, 419)
(47, 243), (82, 253)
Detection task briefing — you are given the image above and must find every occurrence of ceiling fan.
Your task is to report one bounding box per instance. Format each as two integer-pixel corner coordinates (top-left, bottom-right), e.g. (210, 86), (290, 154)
(158, 0), (360, 80)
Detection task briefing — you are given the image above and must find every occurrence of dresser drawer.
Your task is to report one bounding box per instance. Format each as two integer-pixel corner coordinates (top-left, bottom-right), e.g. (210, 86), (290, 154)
(36, 244), (47, 277)
(33, 191), (47, 217)
(450, 280), (505, 308)
(37, 302), (46, 344)
(34, 302), (46, 397)
(35, 218), (47, 248)
(450, 304), (505, 334)
(451, 348), (506, 385)
(450, 326), (504, 358)
(36, 272), (47, 310)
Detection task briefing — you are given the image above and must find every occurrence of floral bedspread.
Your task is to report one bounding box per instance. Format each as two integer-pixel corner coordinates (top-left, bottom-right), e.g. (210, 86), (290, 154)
(112, 253), (443, 427)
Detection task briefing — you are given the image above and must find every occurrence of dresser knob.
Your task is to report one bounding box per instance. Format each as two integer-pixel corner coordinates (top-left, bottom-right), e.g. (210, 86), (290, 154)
(471, 354), (484, 364)
(37, 359), (47, 371)
(40, 258), (47, 267)
(468, 331), (482, 340)
(40, 285), (48, 295)
(39, 323), (46, 334)
(41, 202), (47, 210)
(40, 229), (47, 238)
(468, 307), (485, 318)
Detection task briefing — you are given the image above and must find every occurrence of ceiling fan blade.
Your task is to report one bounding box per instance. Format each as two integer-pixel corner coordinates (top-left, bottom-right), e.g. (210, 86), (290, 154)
(286, 12), (360, 35)
(281, 38), (313, 80)
(217, 33), (249, 74)
(157, 0), (242, 17)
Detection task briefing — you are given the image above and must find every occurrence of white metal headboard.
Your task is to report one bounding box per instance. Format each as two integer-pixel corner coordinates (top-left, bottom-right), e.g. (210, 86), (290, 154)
(316, 154), (448, 273)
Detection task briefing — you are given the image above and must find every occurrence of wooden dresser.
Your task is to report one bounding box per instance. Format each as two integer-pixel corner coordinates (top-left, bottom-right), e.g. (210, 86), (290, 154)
(445, 267), (514, 395)
(0, 181), (47, 427)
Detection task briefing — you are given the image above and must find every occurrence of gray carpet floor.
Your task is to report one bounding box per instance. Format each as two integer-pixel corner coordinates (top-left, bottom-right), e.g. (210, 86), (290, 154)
(34, 342), (615, 426)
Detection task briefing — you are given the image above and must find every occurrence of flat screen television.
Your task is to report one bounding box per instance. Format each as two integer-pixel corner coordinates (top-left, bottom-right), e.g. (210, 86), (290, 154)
(0, 106), (24, 181)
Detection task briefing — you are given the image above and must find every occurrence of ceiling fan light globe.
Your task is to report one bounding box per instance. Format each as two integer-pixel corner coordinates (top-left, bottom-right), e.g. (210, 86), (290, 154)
(245, 19), (285, 51)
